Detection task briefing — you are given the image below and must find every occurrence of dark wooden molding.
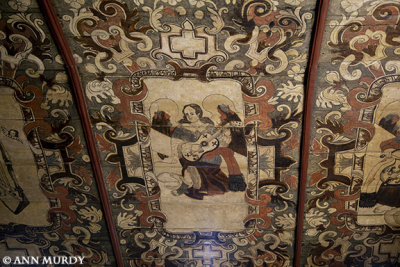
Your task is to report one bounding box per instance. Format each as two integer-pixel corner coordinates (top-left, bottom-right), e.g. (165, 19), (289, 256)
(294, 0), (331, 266)
(38, 1), (123, 266)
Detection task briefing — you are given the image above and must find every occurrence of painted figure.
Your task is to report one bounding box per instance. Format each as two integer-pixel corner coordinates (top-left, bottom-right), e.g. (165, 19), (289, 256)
(152, 103), (247, 200)
(0, 140), (29, 214)
(360, 113), (400, 208)
(360, 149), (400, 208)
(173, 104), (230, 199)
(205, 104), (247, 192)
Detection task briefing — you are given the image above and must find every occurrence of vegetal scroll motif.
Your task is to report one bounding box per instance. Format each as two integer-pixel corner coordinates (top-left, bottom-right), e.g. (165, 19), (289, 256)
(306, 1), (400, 265)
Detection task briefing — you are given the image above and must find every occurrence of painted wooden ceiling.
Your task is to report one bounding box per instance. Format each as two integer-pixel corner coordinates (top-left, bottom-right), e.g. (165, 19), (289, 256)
(1, 0), (400, 266)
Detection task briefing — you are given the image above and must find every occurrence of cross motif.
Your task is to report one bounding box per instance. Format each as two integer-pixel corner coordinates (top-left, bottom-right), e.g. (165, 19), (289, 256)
(170, 30), (206, 59)
(193, 245), (222, 266)
(379, 237), (400, 259)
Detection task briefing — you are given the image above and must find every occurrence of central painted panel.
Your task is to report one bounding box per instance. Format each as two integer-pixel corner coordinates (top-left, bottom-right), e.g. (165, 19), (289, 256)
(143, 78), (248, 232)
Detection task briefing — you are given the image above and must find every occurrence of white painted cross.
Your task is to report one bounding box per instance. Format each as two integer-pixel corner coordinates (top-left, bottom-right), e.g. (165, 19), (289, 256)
(170, 30), (206, 59)
(193, 245), (222, 266)
(379, 237), (400, 259)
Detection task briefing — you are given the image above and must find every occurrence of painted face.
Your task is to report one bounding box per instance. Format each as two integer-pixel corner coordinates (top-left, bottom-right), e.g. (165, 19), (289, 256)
(8, 130), (18, 138)
(184, 106), (199, 123)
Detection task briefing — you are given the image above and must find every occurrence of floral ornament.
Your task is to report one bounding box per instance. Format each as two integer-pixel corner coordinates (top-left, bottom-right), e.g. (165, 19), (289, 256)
(175, 6), (186, 15)
(225, 0), (236, 4)
(284, 0), (304, 5)
(316, 88), (349, 111)
(275, 213), (296, 229)
(117, 211), (143, 230)
(305, 209), (329, 236)
(341, 0), (364, 13)
(65, 0), (85, 9)
(41, 84), (73, 110)
(315, 71), (351, 111)
(189, 0), (205, 8)
(287, 64), (304, 82)
(161, 0), (181, 5)
(8, 0), (31, 12)
(77, 206), (103, 233)
(194, 10), (204, 19)
(86, 78), (121, 105)
(277, 81), (304, 112)
(77, 206), (102, 221)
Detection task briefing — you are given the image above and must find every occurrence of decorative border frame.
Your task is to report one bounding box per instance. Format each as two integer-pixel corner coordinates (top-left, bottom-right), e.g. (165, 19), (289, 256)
(0, 77), (75, 237)
(314, 75), (400, 233)
(102, 64), (297, 242)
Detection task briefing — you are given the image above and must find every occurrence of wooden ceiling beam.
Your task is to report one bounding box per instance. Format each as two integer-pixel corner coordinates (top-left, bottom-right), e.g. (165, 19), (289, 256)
(294, 0), (331, 266)
(38, 1), (124, 266)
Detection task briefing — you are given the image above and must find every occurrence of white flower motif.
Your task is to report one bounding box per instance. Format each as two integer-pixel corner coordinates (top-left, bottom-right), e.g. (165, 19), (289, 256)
(41, 84), (73, 109)
(194, 10), (204, 19)
(55, 72), (68, 83)
(8, 0), (31, 12)
(76, 206), (103, 233)
(287, 64), (304, 82)
(176, 6), (186, 15)
(189, 0), (205, 8)
(306, 228), (319, 237)
(77, 206), (103, 222)
(305, 209), (329, 236)
(277, 81), (303, 103)
(162, 0), (182, 5)
(284, 0), (304, 5)
(65, 0), (84, 9)
(316, 87), (350, 111)
(341, 0), (364, 13)
(275, 213), (296, 229)
(306, 209), (328, 226)
(86, 78), (121, 104)
(118, 212), (142, 230)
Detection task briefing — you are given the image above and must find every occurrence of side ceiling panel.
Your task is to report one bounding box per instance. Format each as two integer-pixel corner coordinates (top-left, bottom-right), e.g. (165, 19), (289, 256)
(0, 0), (115, 265)
(52, 0), (316, 265)
(303, 0), (400, 265)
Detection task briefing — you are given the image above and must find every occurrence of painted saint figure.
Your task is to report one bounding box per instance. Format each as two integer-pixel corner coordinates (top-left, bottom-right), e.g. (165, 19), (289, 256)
(360, 113), (400, 208)
(360, 149), (400, 208)
(204, 104), (247, 191)
(0, 140), (29, 214)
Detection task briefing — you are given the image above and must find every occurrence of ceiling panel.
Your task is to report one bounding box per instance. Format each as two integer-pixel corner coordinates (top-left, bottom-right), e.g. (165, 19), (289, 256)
(2, 0), (400, 266)
(50, 0), (316, 265)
